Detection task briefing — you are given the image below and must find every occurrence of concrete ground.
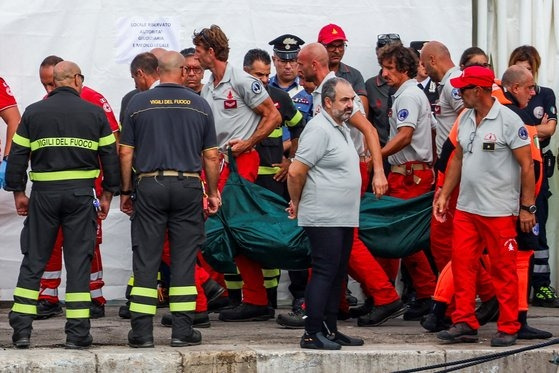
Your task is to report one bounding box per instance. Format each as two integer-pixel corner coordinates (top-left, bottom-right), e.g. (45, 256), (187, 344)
(1, 303), (559, 372)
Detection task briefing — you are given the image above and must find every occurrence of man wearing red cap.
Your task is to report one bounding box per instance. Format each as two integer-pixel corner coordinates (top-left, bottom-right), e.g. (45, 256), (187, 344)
(318, 24), (369, 116)
(434, 66), (536, 347)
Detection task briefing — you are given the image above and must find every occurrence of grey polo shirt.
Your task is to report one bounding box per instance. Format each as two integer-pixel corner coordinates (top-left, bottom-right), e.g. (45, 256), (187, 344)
(388, 79), (434, 165)
(201, 63), (269, 150)
(457, 99), (531, 217)
(295, 110), (361, 227)
(434, 66), (463, 155)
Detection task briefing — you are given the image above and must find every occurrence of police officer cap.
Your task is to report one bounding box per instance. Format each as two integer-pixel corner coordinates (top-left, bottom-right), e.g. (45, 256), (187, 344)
(269, 34), (305, 60)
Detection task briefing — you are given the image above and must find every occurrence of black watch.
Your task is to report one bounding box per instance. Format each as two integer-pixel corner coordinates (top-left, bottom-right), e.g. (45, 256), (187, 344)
(520, 204), (537, 214)
(120, 190), (132, 195)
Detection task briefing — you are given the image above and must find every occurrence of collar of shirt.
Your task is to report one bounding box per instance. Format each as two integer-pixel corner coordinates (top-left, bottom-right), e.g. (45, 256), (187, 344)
(338, 62), (351, 74)
(269, 75), (299, 92)
(440, 66), (460, 87)
(149, 80), (160, 90)
(392, 78), (418, 99)
(464, 97), (500, 125)
(208, 62), (233, 88)
(375, 72), (387, 87)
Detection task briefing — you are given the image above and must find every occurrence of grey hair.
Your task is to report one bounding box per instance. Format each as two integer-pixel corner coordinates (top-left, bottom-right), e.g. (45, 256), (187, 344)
(321, 77), (351, 107)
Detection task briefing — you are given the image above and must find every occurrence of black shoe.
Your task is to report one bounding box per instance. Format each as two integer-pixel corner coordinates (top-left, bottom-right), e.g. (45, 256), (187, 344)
(358, 299), (407, 327)
(291, 298), (305, 312)
(437, 322), (478, 343)
(119, 304), (131, 319)
(65, 334), (93, 350)
(207, 296), (230, 313)
(218, 302), (273, 322)
(403, 298), (432, 321)
(170, 329), (202, 347)
(276, 308), (306, 329)
(12, 332), (30, 349)
(328, 331), (364, 346)
(161, 312), (211, 328)
(346, 289), (358, 307)
(518, 324), (552, 340)
(90, 301), (105, 319)
(202, 279), (226, 303)
(128, 330), (154, 348)
(532, 286), (559, 307)
(420, 312), (451, 332)
(349, 298), (374, 318)
(475, 296), (499, 325)
(36, 299), (63, 320)
(300, 331), (341, 350)
(490, 331), (517, 347)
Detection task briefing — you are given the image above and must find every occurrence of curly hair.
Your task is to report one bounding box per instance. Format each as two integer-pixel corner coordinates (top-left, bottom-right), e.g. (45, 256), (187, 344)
(377, 44), (418, 78)
(192, 24), (230, 62)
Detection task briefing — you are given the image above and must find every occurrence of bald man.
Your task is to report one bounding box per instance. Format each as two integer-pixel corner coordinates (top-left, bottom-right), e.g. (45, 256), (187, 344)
(5, 60), (119, 349)
(119, 51), (220, 348)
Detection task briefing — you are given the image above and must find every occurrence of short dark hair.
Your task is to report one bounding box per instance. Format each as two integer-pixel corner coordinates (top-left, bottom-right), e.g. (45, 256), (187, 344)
(243, 48), (271, 68)
(378, 45), (418, 79)
(321, 77), (351, 107)
(130, 52), (158, 75)
(40, 55), (64, 68)
(192, 25), (230, 62)
(180, 48), (195, 57)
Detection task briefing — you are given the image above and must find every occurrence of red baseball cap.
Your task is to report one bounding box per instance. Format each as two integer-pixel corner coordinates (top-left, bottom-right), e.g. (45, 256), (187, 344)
(450, 66), (495, 88)
(318, 24), (347, 45)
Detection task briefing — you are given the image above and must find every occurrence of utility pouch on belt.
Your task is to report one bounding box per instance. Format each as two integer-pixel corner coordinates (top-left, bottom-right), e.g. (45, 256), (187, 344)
(543, 150), (554, 178)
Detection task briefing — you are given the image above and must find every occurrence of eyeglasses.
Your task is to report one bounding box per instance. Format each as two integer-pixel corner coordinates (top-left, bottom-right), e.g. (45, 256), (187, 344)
(181, 66), (203, 74)
(378, 33), (401, 41)
(466, 130), (476, 153)
(74, 73), (84, 82)
(199, 28), (213, 50)
(459, 85), (477, 94)
(324, 42), (346, 51)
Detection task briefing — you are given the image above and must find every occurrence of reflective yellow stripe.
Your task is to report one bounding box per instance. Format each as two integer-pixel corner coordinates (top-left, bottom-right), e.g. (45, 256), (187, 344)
(169, 286), (197, 296)
(29, 169), (100, 181)
(258, 166), (280, 175)
(99, 133), (116, 147)
(169, 301), (196, 312)
(264, 279), (278, 288)
(268, 128), (282, 138)
(12, 303), (37, 315)
(127, 276), (135, 286)
(262, 269), (280, 277)
(13, 287), (39, 300)
(286, 110), (303, 127)
(66, 292), (91, 302)
(12, 133), (31, 148)
(30, 137), (99, 151)
(66, 309), (90, 318)
(224, 281), (243, 290)
(129, 302), (157, 315)
(130, 286), (158, 299)
(157, 272), (161, 281)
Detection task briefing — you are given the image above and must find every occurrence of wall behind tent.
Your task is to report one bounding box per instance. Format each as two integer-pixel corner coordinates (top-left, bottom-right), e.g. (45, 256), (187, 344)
(0, 0), (471, 300)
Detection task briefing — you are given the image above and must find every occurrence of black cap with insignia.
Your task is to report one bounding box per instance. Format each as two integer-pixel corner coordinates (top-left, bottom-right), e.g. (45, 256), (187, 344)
(268, 34), (305, 60)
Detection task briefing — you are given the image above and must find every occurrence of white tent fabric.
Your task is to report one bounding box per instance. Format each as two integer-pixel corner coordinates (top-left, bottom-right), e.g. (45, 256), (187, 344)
(1, 0), (474, 299)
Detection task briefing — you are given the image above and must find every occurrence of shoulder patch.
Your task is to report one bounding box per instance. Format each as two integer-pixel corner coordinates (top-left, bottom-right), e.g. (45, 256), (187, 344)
(518, 126), (529, 140)
(397, 109), (409, 121)
(532, 106), (544, 120)
(451, 88), (461, 100)
(251, 81), (263, 94)
(551, 106), (557, 115)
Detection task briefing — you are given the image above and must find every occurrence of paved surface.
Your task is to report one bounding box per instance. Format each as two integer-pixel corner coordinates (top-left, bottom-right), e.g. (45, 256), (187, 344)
(1, 303), (559, 372)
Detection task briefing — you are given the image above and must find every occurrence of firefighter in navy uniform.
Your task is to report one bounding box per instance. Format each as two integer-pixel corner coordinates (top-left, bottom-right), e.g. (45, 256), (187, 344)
(119, 51), (220, 348)
(5, 61), (119, 349)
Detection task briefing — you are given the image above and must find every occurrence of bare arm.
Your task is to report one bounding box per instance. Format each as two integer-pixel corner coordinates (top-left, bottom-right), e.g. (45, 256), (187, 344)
(202, 147), (221, 215)
(433, 141), (463, 222)
(360, 95), (370, 118)
(119, 145), (134, 216)
(286, 160), (310, 219)
(536, 114), (556, 140)
(512, 144), (536, 233)
(380, 126), (414, 158)
(229, 97), (281, 156)
(0, 106), (21, 156)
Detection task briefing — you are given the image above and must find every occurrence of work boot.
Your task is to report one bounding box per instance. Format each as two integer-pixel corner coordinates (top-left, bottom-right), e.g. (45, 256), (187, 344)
(36, 299), (63, 320)
(403, 298), (432, 321)
(292, 297), (305, 312)
(532, 285), (559, 307)
(475, 296), (499, 325)
(170, 329), (202, 347)
(276, 307), (306, 329)
(119, 302), (131, 319)
(202, 279), (226, 303)
(12, 331), (31, 349)
(346, 289), (358, 307)
(161, 311), (211, 328)
(300, 331), (341, 350)
(358, 299), (407, 327)
(127, 330), (154, 348)
(490, 331), (517, 347)
(420, 312), (451, 332)
(65, 333), (93, 350)
(90, 301), (105, 319)
(207, 296), (230, 313)
(349, 298), (374, 318)
(218, 302), (273, 322)
(9, 312), (33, 349)
(437, 322), (478, 343)
(518, 324), (552, 339)
(327, 330), (364, 346)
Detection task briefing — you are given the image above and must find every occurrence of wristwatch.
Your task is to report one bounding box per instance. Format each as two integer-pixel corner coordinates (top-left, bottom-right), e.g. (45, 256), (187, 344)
(520, 204), (537, 214)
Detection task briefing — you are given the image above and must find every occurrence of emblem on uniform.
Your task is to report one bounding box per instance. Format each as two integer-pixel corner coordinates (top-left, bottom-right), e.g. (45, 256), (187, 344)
(518, 126), (529, 140)
(551, 106), (557, 115)
(533, 222), (540, 236)
(484, 133), (496, 142)
(102, 102), (112, 113)
(451, 88), (461, 100)
(434, 104), (441, 115)
(224, 90), (237, 109)
(397, 109), (409, 121)
(251, 81), (263, 94)
(387, 108), (392, 117)
(533, 106), (544, 119)
(504, 238), (517, 252)
(282, 37), (297, 50)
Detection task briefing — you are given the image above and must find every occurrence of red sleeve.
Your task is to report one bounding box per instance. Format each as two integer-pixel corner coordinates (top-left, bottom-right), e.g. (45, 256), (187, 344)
(0, 77), (17, 112)
(80, 86), (120, 132)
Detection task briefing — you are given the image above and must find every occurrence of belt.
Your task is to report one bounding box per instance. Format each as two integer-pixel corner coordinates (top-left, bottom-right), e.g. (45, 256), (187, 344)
(137, 170), (200, 179)
(390, 163), (431, 175)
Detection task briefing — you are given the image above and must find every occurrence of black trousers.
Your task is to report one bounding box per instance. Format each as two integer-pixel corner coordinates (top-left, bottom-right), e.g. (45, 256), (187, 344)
(303, 226), (353, 334)
(10, 185), (97, 341)
(532, 174), (551, 289)
(130, 175), (203, 340)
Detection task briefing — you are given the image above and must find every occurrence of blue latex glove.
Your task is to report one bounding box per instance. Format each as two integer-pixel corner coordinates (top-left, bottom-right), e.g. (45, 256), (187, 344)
(0, 159), (6, 188)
